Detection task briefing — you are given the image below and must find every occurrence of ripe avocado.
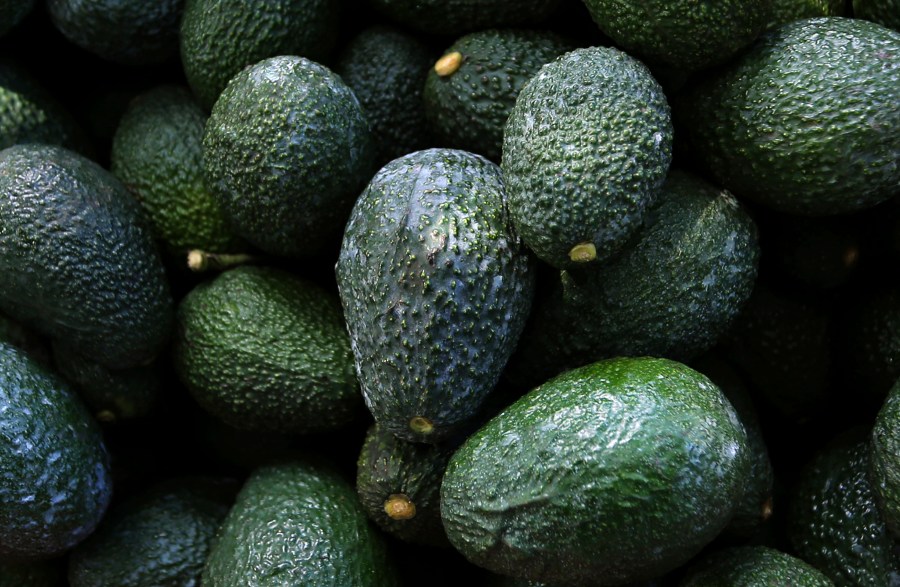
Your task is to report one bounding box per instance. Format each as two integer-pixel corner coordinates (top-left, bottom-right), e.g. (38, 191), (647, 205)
(0, 342), (112, 561)
(336, 148), (535, 443)
(680, 546), (834, 586)
(173, 265), (362, 435)
(580, 0), (771, 71)
(441, 356), (750, 586)
(180, 0), (339, 109)
(203, 55), (375, 258)
(0, 143), (173, 370)
(676, 17), (900, 215)
(423, 29), (573, 161)
(871, 379), (900, 538)
(368, 0), (559, 37)
(202, 459), (401, 586)
(502, 46), (673, 269)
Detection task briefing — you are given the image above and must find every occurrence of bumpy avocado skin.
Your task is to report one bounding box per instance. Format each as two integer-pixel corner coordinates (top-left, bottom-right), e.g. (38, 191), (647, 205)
(174, 266), (361, 435)
(680, 546), (834, 586)
(788, 440), (900, 585)
(424, 29), (573, 162)
(202, 460), (401, 587)
(854, 0), (900, 31)
(0, 144), (173, 370)
(871, 380), (900, 539)
(336, 148), (535, 443)
(677, 17), (900, 216)
(356, 423), (454, 547)
(180, 0), (339, 109)
(336, 26), (433, 167)
(111, 85), (240, 254)
(67, 478), (234, 587)
(0, 342), (112, 562)
(368, 0), (559, 37)
(441, 356), (750, 586)
(203, 55), (374, 258)
(581, 0), (771, 70)
(502, 46), (673, 269)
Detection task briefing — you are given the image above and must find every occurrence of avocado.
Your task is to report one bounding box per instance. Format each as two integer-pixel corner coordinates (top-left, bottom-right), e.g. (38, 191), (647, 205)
(336, 26), (434, 167)
(110, 85), (241, 254)
(788, 439), (900, 585)
(368, 0), (559, 37)
(356, 423), (454, 547)
(680, 546), (834, 586)
(768, 0), (844, 28)
(871, 379), (900, 539)
(502, 46), (673, 269)
(441, 356), (750, 586)
(180, 0), (339, 109)
(580, 0), (771, 71)
(676, 17), (900, 216)
(202, 459), (400, 586)
(46, 0), (180, 65)
(854, 0), (900, 31)
(423, 29), (573, 162)
(0, 342), (112, 561)
(336, 148), (535, 443)
(0, 0), (35, 38)
(67, 477), (235, 587)
(838, 284), (900, 399)
(0, 559), (65, 587)
(0, 143), (173, 370)
(173, 265), (361, 435)
(0, 60), (90, 154)
(203, 55), (374, 258)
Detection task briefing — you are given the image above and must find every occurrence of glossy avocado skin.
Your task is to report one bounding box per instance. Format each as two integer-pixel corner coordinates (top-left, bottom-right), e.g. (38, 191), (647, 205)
(441, 356), (750, 586)
(68, 478), (235, 587)
(0, 144), (173, 370)
(203, 55), (374, 258)
(677, 17), (900, 215)
(356, 423), (454, 547)
(0, 342), (112, 562)
(871, 380), (900, 539)
(173, 266), (361, 435)
(424, 29), (573, 161)
(336, 148), (535, 443)
(336, 26), (434, 167)
(180, 0), (339, 109)
(502, 46), (673, 269)
(202, 460), (401, 587)
(680, 546), (834, 586)
(788, 440), (900, 585)
(368, 0), (559, 37)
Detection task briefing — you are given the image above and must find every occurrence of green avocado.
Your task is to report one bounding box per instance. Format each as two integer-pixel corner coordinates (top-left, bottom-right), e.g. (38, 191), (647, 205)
(680, 546), (834, 586)
(441, 356), (750, 586)
(871, 379), (900, 539)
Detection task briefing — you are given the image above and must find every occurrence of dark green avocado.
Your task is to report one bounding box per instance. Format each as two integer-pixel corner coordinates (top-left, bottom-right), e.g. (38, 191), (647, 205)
(502, 46), (673, 269)
(368, 0), (559, 37)
(423, 28), (573, 161)
(680, 546), (834, 586)
(676, 17), (900, 215)
(202, 459), (401, 586)
(0, 342), (112, 561)
(336, 148), (535, 443)
(0, 143), (173, 370)
(441, 356), (750, 586)
(871, 379), (900, 539)
(203, 55), (375, 258)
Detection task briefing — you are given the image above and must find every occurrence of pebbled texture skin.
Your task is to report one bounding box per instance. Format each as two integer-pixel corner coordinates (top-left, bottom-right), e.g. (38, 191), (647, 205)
(336, 148), (535, 443)
(356, 423), (454, 547)
(502, 47), (673, 269)
(680, 546), (834, 586)
(369, 0), (559, 37)
(173, 266), (361, 435)
(0, 144), (173, 370)
(203, 56), (374, 258)
(871, 380), (900, 539)
(581, 0), (771, 71)
(202, 459), (401, 587)
(0, 0), (36, 38)
(441, 356), (750, 586)
(788, 440), (900, 586)
(677, 17), (900, 216)
(180, 0), (339, 110)
(68, 477), (235, 587)
(47, 0), (181, 65)
(336, 26), (434, 167)
(111, 85), (240, 254)
(768, 0), (844, 28)
(0, 342), (112, 561)
(854, 0), (900, 32)
(424, 29), (573, 162)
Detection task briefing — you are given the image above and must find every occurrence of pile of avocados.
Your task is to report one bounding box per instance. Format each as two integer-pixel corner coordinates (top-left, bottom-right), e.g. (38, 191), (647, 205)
(0, 0), (898, 585)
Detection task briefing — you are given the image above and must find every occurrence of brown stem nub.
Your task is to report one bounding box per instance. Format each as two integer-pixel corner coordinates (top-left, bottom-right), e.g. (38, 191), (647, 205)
(568, 242), (597, 263)
(187, 250), (259, 272)
(384, 494), (417, 520)
(434, 52), (463, 77)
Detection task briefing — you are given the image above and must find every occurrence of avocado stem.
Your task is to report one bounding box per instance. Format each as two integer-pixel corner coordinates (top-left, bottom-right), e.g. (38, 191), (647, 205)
(409, 416), (434, 435)
(568, 242), (597, 263)
(384, 494), (417, 520)
(434, 52), (463, 77)
(187, 250), (260, 272)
